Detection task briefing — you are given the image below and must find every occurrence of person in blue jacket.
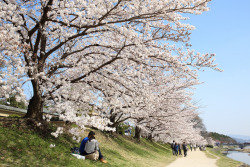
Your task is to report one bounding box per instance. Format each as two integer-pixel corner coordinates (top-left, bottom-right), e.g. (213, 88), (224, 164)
(174, 143), (179, 156)
(79, 131), (107, 163)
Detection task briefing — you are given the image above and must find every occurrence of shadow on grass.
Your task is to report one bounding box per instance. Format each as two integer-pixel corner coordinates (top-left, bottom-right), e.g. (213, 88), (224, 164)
(102, 147), (123, 159)
(113, 136), (152, 157)
(140, 138), (171, 154)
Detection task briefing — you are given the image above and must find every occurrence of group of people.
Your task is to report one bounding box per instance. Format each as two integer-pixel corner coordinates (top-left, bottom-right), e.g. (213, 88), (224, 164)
(171, 141), (203, 157)
(190, 143), (205, 151)
(79, 131), (107, 163)
(190, 143), (196, 151)
(79, 131), (205, 163)
(171, 141), (189, 157)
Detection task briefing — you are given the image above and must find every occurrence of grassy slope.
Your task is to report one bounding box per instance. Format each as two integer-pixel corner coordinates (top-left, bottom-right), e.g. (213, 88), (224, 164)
(205, 147), (243, 167)
(0, 124), (175, 167)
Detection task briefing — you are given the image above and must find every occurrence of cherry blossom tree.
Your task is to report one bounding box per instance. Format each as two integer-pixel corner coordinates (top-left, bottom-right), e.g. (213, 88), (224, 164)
(126, 71), (210, 143)
(132, 84), (202, 142)
(0, 0), (220, 137)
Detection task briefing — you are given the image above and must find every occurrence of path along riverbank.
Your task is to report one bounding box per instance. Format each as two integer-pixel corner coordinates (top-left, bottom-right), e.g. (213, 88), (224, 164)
(166, 150), (218, 167)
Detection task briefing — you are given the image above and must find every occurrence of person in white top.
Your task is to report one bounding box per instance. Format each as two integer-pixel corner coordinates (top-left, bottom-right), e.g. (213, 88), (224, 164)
(84, 137), (99, 154)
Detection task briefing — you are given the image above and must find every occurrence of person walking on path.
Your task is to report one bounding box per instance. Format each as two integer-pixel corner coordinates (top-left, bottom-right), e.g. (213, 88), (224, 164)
(166, 148), (218, 167)
(178, 143), (182, 155)
(190, 144), (193, 151)
(171, 140), (176, 156)
(174, 143), (179, 156)
(194, 143), (196, 151)
(182, 142), (188, 157)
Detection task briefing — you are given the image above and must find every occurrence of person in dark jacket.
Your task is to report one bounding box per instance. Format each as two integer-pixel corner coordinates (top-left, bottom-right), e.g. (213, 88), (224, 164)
(171, 140), (176, 155)
(182, 142), (187, 157)
(79, 131), (107, 163)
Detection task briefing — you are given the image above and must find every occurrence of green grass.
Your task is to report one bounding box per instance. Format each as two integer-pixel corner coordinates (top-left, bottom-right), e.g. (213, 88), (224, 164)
(204, 149), (217, 159)
(205, 147), (243, 167)
(0, 122), (175, 167)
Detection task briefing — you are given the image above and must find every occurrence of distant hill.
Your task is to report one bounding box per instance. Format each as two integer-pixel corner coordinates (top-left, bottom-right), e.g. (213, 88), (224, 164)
(228, 134), (250, 143)
(231, 137), (246, 144)
(208, 132), (237, 144)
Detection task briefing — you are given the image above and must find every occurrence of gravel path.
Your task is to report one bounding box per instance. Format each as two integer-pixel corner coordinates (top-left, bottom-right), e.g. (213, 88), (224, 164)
(166, 150), (218, 167)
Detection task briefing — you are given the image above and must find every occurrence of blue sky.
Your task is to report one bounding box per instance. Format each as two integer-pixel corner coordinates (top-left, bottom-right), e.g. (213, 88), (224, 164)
(188, 0), (250, 136)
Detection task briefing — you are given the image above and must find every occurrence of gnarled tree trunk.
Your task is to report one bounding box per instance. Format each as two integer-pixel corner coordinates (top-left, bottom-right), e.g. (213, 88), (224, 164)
(147, 133), (153, 142)
(24, 79), (44, 121)
(134, 126), (141, 140)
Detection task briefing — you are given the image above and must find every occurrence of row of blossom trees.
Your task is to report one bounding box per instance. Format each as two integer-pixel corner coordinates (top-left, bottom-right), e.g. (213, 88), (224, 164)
(0, 0), (219, 144)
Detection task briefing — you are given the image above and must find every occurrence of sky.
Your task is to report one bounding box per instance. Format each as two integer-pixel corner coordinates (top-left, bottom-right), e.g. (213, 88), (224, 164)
(187, 0), (250, 137)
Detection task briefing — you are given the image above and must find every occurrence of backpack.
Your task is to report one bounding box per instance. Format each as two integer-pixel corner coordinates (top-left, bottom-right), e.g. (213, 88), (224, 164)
(171, 143), (175, 149)
(71, 147), (80, 154)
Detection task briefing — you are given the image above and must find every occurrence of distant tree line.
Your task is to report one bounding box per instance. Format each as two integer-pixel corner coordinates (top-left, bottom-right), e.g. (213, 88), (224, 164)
(208, 132), (237, 144)
(0, 95), (26, 110)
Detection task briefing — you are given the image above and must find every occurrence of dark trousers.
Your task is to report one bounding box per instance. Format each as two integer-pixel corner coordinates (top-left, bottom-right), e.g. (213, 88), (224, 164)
(172, 149), (175, 155)
(175, 149), (178, 156)
(81, 149), (103, 160)
(184, 150), (187, 157)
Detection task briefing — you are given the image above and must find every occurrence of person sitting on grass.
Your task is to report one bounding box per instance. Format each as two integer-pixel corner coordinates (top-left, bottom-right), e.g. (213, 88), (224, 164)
(79, 131), (107, 163)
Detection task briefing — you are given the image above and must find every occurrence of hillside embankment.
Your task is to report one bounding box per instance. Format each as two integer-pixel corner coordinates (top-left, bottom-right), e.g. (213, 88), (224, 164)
(0, 118), (175, 167)
(0, 118), (244, 167)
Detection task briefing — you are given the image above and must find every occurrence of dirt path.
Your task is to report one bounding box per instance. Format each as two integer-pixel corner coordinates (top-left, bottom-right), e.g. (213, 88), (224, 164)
(166, 150), (218, 167)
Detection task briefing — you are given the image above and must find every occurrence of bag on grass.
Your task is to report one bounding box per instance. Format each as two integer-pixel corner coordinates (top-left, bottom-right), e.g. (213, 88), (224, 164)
(71, 147), (80, 154)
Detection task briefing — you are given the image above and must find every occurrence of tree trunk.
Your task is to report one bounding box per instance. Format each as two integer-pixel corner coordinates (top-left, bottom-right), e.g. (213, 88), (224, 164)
(24, 80), (44, 121)
(108, 109), (118, 128)
(109, 113), (117, 127)
(147, 133), (153, 142)
(134, 126), (141, 140)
